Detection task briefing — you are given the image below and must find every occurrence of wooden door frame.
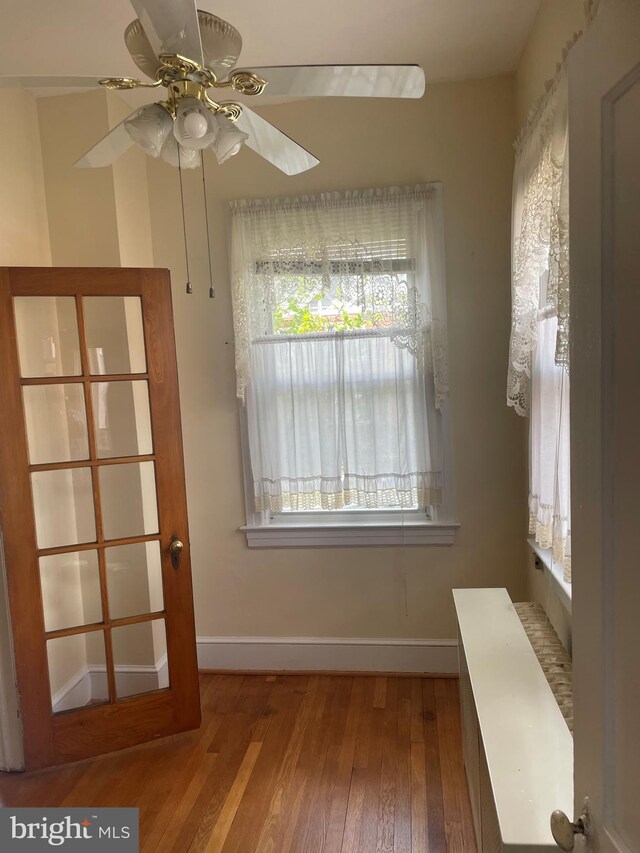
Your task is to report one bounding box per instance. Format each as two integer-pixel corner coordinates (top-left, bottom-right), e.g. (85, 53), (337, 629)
(0, 267), (200, 770)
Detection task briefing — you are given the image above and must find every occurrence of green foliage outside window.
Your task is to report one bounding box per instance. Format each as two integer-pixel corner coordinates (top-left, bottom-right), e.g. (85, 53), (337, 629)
(271, 278), (392, 335)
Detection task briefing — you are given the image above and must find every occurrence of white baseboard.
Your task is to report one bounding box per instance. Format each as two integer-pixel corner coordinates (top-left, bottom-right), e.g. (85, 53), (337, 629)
(52, 656), (169, 713)
(89, 655), (169, 701)
(52, 640), (457, 712)
(51, 665), (91, 713)
(196, 636), (458, 674)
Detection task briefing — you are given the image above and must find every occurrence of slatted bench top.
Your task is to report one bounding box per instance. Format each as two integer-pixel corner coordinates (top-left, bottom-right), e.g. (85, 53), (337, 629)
(513, 601), (573, 733)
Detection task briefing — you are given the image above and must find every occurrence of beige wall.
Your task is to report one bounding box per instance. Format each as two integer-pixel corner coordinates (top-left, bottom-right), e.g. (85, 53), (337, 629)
(37, 90), (154, 268)
(37, 91), (121, 267)
(515, 0), (586, 130)
(515, 0), (588, 640)
(0, 90), (51, 265)
(107, 96), (155, 269)
(147, 75), (528, 641)
(2, 75), (528, 644)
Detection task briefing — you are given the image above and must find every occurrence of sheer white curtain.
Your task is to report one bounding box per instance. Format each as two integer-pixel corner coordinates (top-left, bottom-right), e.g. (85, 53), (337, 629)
(530, 311), (571, 580)
(230, 185), (449, 514)
(508, 72), (571, 581)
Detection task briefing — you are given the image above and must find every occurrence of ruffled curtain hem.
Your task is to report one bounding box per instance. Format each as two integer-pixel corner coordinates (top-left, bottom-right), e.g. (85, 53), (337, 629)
(255, 472), (442, 513)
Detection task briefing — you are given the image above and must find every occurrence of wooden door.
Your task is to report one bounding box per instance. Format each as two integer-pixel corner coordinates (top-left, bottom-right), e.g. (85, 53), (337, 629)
(569, 0), (640, 849)
(0, 267), (200, 771)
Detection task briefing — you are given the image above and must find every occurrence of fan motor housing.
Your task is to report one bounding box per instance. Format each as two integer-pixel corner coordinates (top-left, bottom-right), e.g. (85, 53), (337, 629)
(124, 11), (243, 80)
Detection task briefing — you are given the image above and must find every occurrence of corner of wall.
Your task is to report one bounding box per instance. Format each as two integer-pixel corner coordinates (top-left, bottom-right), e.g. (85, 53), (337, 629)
(37, 90), (122, 266)
(0, 89), (52, 266)
(33, 89), (156, 269)
(515, 0), (587, 130)
(106, 93), (155, 268)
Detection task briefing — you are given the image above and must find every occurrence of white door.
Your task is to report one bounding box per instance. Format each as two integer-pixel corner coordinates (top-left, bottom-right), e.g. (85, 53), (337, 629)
(570, 0), (640, 850)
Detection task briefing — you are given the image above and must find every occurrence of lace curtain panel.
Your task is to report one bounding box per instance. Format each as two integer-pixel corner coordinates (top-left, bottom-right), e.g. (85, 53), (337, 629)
(509, 71), (571, 581)
(508, 74), (569, 418)
(229, 184), (449, 513)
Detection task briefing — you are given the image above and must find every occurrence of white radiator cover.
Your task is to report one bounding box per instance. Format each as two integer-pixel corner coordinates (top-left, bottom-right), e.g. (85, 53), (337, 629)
(454, 588), (573, 853)
(459, 631), (502, 853)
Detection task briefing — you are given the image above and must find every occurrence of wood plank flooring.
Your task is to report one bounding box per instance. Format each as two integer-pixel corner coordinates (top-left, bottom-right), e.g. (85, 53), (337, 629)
(0, 674), (477, 853)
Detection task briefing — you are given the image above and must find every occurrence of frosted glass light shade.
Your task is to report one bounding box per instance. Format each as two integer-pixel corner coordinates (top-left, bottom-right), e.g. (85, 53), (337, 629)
(160, 137), (200, 169)
(211, 114), (248, 164)
(174, 98), (217, 150)
(124, 103), (173, 157)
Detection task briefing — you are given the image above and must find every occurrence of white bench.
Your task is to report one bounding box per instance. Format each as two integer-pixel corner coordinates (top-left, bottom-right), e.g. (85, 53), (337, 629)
(453, 588), (573, 852)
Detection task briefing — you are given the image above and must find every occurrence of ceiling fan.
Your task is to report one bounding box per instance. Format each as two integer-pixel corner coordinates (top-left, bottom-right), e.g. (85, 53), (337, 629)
(0, 0), (425, 176)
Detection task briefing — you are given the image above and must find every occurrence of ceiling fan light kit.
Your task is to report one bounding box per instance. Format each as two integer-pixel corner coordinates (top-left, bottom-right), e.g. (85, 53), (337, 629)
(160, 135), (200, 169)
(124, 102), (173, 157)
(174, 97), (219, 150)
(211, 115), (249, 164)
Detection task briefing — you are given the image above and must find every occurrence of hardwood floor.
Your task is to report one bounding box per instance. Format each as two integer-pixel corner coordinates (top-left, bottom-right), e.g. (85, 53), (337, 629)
(0, 674), (478, 853)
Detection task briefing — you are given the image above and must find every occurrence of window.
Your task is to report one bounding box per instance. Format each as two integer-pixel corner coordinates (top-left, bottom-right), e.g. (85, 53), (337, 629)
(508, 72), (571, 583)
(529, 294), (571, 578)
(229, 185), (456, 546)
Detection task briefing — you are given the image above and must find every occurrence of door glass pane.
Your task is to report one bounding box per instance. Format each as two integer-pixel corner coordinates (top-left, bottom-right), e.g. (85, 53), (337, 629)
(32, 468), (95, 549)
(40, 551), (102, 632)
(83, 297), (146, 375)
(112, 619), (168, 699)
(106, 541), (164, 620)
(99, 461), (158, 540)
(14, 296), (81, 378)
(92, 380), (153, 459)
(47, 631), (108, 713)
(23, 384), (89, 464)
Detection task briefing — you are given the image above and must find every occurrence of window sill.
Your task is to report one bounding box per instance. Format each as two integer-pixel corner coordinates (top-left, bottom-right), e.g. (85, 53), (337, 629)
(527, 539), (572, 614)
(240, 521), (460, 548)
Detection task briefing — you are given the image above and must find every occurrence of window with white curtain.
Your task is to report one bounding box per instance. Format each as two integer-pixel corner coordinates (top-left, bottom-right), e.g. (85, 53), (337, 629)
(508, 71), (571, 583)
(229, 184), (454, 544)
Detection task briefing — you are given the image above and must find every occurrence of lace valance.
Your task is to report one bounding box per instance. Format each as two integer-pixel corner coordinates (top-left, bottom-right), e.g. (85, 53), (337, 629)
(508, 0), (602, 416)
(507, 74), (569, 417)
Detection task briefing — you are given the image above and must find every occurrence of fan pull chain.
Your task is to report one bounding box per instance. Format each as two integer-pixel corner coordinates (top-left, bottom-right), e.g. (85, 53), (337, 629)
(201, 151), (215, 299)
(177, 148), (192, 294)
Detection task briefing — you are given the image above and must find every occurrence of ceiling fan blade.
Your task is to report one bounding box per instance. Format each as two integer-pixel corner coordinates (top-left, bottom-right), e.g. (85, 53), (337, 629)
(244, 65), (425, 99)
(74, 113), (138, 168)
(129, 0), (203, 66)
(0, 76), (106, 89)
(233, 107), (319, 176)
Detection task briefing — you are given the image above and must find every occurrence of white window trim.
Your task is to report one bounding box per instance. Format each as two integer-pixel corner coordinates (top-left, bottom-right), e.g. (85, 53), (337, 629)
(238, 399), (459, 548)
(241, 522), (460, 548)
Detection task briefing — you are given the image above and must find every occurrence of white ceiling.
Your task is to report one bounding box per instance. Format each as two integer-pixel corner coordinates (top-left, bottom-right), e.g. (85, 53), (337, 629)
(0, 0), (541, 93)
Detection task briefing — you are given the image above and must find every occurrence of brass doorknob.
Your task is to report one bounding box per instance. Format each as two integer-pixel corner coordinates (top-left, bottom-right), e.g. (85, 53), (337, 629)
(169, 537), (184, 569)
